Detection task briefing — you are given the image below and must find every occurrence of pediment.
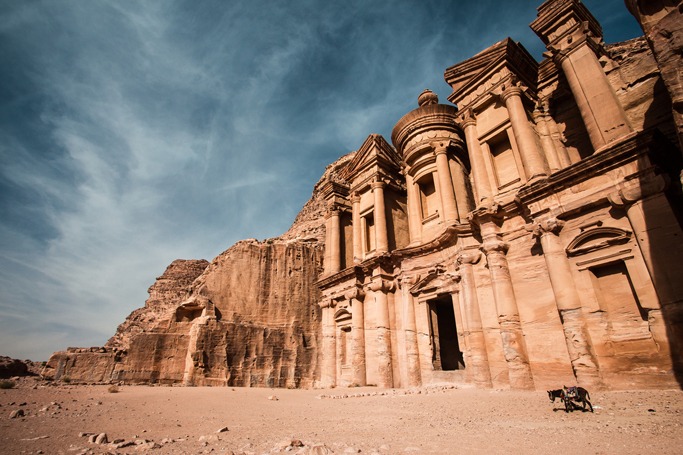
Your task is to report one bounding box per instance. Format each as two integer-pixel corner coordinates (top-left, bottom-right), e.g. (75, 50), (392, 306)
(445, 38), (538, 106)
(566, 227), (632, 257)
(340, 134), (402, 181)
(409, 267), (452, 296)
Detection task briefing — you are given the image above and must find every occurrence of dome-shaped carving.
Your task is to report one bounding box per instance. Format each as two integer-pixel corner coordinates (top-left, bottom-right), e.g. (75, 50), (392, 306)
(418, 89), (439, 107)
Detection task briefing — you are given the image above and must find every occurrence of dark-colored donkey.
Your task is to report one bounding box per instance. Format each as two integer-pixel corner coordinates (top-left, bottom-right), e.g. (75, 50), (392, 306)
(548, 386), (593, 413)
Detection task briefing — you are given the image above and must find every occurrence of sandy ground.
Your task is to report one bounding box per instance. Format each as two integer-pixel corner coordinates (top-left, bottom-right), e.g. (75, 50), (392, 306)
(1, 377), (682, 455)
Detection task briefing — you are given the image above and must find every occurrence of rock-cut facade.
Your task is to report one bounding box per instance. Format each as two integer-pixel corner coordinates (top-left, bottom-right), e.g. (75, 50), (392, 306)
(44, 0), (683, 391)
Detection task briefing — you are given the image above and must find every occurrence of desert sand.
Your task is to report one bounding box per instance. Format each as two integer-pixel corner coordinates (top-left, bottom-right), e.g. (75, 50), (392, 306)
(1, 377), (682, 454)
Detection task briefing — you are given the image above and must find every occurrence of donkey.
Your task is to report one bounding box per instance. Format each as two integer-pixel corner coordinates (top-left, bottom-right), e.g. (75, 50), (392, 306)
(548, 386), (593, 413)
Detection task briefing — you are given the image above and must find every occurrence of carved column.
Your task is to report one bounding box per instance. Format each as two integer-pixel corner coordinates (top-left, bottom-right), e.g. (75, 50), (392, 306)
(371, 181), (389, 253)
(450, 158), (472, 222)
(501, 85), (548, 182)
(400, 276), (422, 387)
(405, 173), (422, 245)
(324, 208), (341, 274)
(456, 251), (492, 388)
(319, 300), (337, 388)
(480, 222), (534, 389)
(367, 278), (394, 388)
(351, 193), (362, 264)
(533, 218), (602, 387)
(347, 289), (367, 386)
(609, 173), (683, 304)
(461, 112), (492, 203)
(532, 2), (633, 151)
(433, 141), (459, 222)
(546, 113), (572, 168)
(532, 108), (562, 173)
(553, 39), (633, 150)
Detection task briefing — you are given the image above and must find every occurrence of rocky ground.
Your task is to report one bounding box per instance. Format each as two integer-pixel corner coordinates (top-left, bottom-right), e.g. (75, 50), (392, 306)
(1, 376), (682, 454)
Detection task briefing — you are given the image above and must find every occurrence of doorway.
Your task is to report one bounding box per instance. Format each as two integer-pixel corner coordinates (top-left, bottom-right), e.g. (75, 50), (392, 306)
(428, 296), (464, 370)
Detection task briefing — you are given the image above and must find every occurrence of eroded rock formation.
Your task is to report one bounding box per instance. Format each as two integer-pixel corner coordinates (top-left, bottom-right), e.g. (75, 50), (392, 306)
(43, 0), (683, 391)
(41, 153), (357, 387)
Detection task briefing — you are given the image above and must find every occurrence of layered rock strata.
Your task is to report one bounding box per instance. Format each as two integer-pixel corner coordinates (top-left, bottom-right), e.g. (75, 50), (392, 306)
(41, 153), (356, 386)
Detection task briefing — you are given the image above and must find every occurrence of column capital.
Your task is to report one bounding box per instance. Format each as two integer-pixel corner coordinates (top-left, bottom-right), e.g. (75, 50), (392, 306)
(459, 108), (477, 128)
(371, 180), (386, 191)
(500, 84), (524, 103)
(468, 202), (502, 224)
(318, 299), (336, 309)
(531, 217), (565, 238)
(399, 274), (418, 288)
(608, 171), (668, 208)
(324, 207), (341, 219)
(481, 239), (509, 255)
(351, 192), (361, 204)
(366, 278), (396, 293)
(456, 250), (482, 267)
(343, 286), (366, 301)
(431, 139), (456, 155)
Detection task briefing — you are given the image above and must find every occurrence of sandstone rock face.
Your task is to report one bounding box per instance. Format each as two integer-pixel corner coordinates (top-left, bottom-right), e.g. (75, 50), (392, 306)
(42, 152), (348, 386)
(105, 259), (210, 351)
(43, 241), (323, 387)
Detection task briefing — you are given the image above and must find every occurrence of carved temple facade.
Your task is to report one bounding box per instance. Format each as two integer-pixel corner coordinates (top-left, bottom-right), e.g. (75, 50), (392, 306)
(316, 0), (683, 390)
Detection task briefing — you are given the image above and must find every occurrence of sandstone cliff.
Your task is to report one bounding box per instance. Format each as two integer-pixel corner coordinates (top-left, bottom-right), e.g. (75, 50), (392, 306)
(42, 152), (354, 387)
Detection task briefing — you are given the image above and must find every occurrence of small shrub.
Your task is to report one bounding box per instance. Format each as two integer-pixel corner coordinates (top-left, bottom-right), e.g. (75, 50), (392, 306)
(62, 376), (71, 383)
(0, 380), (16, 389)
(107, 385), (119, 393)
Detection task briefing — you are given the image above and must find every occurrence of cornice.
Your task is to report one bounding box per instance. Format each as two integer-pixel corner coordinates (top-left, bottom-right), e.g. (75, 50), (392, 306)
(516, 130), (656, 205)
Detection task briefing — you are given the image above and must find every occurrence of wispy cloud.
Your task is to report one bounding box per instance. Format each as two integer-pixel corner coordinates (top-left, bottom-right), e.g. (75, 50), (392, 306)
(0, 0), (642, 359)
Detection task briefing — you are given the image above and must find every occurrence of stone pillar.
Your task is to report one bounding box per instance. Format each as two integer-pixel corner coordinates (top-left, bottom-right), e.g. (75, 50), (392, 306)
(371, 181), (389, 254)
(554, 42), (633, 150)
(450, 158), (472, 222)
(531, 1), (633, 151)
(461, 112), (492, 203)
(349, 291), (367, 386)
(609, 173), (683, 306)
(400, 276), (422, 387)
(319, 301), (337, 388)
(324, 208), (341, 274)
(405, 173), (422, 245)
(456, 251), (493, 388)
(433, 141), (459, 222)
(532, 109), (562, 173)
(532, 218), (602, 387)
(368, 279), (394, 388)
(501, 85), (548, 182)
(351, 193), (362, 264)
(480, 222), (534, 389)
(546, 113), (572, 168)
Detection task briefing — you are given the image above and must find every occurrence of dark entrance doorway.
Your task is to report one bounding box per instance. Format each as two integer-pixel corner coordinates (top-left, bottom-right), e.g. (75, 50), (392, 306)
(428, 296), (464, 371)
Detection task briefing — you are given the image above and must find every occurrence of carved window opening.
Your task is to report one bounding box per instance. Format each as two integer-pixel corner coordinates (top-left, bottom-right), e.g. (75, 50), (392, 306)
(590, 261), (649, 324)
(335, 309), (352, 370)
(427, 296), (464, 371)
(363, 212), (376, 253)
(487, 130), (520, 190)
(418, 173), (438, 221)
(339, 326), (351, 367)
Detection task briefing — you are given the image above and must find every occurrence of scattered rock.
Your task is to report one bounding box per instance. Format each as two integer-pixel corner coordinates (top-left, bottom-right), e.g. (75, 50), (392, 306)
(9, 409), (25, 419)
(198, 434), (220, 443)
(268, 395), (279, 401)
(216, 426), (229, 433)
(306, 445), (334, 455)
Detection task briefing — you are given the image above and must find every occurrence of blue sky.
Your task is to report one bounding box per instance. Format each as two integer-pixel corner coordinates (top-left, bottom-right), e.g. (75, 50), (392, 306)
(0, 0), (642, 361)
